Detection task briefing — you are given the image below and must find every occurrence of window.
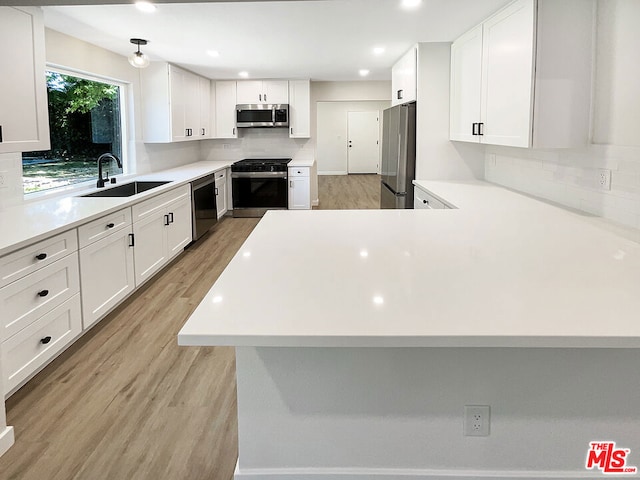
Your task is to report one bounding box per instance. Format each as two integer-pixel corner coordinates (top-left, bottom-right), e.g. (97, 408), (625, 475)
(22, 70), (126, 194)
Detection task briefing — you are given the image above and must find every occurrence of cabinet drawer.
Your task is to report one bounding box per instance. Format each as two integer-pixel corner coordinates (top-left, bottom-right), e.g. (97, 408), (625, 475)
(132, 184), (191, 222)
(0, 229), (77, 288)
(78, 207), (132, 248)
(214, 170), (226, 181)
(0, 253), (80, 341)
(2, 294), (82, 394)
(288, 167), (309, 177)
(414, 188), (445, 209)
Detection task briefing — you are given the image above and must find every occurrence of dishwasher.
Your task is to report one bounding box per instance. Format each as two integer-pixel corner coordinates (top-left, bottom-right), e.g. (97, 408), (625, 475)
(191, 174), (218, 241)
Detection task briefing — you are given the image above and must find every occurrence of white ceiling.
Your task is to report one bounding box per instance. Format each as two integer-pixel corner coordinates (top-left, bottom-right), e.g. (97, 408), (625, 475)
(42, 0), (510, 81)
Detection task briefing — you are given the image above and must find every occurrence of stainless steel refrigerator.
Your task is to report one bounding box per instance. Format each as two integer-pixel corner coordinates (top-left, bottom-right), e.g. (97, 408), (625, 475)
(380, 102), (416, 209)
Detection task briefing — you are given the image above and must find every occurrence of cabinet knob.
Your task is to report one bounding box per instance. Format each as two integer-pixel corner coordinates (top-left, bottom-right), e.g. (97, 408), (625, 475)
(423, 199), (427, 204)
(107, 223), (115, 228)
(35, 253), (47, 260)
(38, 289), (49, 297)
(40, 336), (52, 345)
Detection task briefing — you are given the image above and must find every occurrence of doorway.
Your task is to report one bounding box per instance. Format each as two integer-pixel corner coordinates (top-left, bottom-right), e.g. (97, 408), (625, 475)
(347, 111), (379, 174)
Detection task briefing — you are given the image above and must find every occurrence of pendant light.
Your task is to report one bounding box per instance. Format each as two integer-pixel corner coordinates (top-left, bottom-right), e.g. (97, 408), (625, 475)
(128, 38), (150, 68)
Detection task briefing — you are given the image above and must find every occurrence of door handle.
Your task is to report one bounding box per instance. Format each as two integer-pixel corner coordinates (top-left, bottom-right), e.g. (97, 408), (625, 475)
(169, 212), (174, 224)
(478, 122), (484, 136)
(129, 233), (135, 247)
(164, 214), (170, 226)
(397, 89), (403, 100)
(290, 180), (293, 188)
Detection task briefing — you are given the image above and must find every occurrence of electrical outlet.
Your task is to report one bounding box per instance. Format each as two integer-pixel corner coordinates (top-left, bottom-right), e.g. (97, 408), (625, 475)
(464, 405), (490, 437)
(597, 169), (611, 190)
(0, 171), (7, 188)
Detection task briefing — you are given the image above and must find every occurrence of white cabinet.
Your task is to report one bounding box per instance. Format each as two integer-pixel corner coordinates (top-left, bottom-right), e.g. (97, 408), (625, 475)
(0, 7), (50, 154)
(0, 231), (80, 395)
(199, 76), (211, 138)
(288, 80), (311, 138)
(141, 63), (211, 143)
(214, 81), (238, 139)
(236, 80), (288, 104)
(391, 46), (417, 106)
(132, 185), (192, 286)
(450, 0), (594, 148)
(78, 208), (135, 330)
(215, 169), (228, 218)
(288, 167), (311, 210)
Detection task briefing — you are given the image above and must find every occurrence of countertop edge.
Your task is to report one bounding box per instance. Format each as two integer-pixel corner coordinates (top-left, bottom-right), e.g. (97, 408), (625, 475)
(0, 160), (233, 257)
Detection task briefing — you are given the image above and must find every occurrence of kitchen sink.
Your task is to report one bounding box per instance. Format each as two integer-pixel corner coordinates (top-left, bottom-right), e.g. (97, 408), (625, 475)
(81, 181), (172, 197)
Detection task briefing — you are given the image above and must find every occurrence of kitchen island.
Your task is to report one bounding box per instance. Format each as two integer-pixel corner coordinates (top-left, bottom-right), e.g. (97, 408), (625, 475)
(178, 182), (640, 479)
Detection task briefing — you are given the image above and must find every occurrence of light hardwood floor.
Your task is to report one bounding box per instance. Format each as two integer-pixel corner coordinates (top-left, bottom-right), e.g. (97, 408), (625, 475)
(0, 174), (379, 480)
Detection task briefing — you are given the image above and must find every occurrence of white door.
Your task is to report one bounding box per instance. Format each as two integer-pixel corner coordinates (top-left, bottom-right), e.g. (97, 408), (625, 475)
(214, 81), (237, 138)
(263, 80), (289, 104)
(133, 212), (167, 287)
(480, 0), (535, 147)
(236, 81), (262, 104)
(450, 25), (483, 143)
(347, 111), (379, 174)
(166, 196), (193, 258)
(79, 227), (135, 329)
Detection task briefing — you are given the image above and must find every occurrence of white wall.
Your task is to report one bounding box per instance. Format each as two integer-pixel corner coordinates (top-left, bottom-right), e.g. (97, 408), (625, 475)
(0, 29), (201, 210)
(485, 0), (640, 230)
(316, 101), (389, 175)
(416, 43), (485, 180)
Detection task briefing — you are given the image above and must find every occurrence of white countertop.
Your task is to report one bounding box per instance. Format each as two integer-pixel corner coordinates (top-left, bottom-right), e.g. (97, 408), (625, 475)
(179, 181), (640, 348)
(288, 158), (316, 168)
(0, 160), (231, 257)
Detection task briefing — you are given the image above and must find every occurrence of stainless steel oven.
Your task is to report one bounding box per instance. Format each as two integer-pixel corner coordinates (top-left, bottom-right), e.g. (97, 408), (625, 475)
(231, 158), (291, 217)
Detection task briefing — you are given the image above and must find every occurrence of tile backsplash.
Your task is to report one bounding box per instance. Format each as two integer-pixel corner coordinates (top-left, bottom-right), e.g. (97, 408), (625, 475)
(200, 128), (314, 162)
(485, 144), (640, 230)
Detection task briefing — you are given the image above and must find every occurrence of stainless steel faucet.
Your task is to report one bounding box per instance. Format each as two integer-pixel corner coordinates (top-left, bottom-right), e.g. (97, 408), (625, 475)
(96, 153), (122, 188)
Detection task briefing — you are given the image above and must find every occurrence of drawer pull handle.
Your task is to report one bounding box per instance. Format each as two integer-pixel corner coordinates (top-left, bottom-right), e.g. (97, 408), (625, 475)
(35, 253), (47, 260)
(423, 199), (427, 204)
(40, 336), (52, 345)
(38, 289), (49, 297)
(107, 223), (115, 228)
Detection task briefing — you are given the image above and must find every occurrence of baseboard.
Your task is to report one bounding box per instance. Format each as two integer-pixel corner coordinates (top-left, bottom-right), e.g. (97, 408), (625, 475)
(318, 171), (347, 175)
(234, 464), (597, 480)
(0, 426), (14, 458)
(312, 199), (319, 207)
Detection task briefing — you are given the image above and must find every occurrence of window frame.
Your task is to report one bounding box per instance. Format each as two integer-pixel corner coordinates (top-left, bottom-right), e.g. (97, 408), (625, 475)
(23, 64), (130, 198)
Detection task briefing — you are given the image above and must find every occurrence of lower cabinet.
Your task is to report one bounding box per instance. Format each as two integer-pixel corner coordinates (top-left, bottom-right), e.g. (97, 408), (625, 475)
(215, 169), (228, 218)
(414, 186), (453, 209)
(288, 167), (311, 210)
(2, 294), (82, 394)
(132, 185), (192, 287)
(79, 225), (135, 330)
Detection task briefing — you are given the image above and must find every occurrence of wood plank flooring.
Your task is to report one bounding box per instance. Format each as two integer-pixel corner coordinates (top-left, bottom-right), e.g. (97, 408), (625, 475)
(0, 174), (379, 480)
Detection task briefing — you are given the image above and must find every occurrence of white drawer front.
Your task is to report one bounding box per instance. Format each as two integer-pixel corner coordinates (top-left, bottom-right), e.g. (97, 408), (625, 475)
(78, 207), (132, 248)
(0, 229), (78, 288)
(215, 170), (226, 181)
(2, 294), (82, 394)
(414, 188), (445, 209)
(288, 167), (310, 177)
(0, 253), (80, 341)
(132, 184), (191, 223)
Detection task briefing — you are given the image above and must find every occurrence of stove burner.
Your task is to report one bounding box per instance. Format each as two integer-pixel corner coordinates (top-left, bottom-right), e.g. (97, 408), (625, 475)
(231, 158), (292, 173)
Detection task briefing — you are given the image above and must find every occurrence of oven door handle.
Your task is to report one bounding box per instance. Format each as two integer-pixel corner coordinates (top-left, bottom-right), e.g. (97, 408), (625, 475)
(231, 171), (288, 178)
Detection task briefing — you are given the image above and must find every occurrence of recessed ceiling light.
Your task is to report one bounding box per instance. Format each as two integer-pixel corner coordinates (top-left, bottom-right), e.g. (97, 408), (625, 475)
(401, 0), (422, 9)
(373, 47), (385, 55)
(135, 1), (156, 13)
(359, 69), (370, 77)
(207, 50), (220, 58)
(238, 71), (249, 78)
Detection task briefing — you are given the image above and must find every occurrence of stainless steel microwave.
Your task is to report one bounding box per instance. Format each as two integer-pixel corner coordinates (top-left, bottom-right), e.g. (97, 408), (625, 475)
(236, 104), (289, 128)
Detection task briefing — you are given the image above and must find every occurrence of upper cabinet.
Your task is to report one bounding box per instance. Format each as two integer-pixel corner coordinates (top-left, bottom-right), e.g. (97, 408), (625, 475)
(236, 80), (289, 104)
(0, 7), (50, 154)
(450, 0), (594, 148)
(141, 63), (211, 143)
(288, 80), (311, 139)
(214, 81), (238, 139)
(391, 46), (417, 106)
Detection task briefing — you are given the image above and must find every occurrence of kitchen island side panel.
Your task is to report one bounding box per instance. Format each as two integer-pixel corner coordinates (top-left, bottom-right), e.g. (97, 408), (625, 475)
(235, 346), (640, 479)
